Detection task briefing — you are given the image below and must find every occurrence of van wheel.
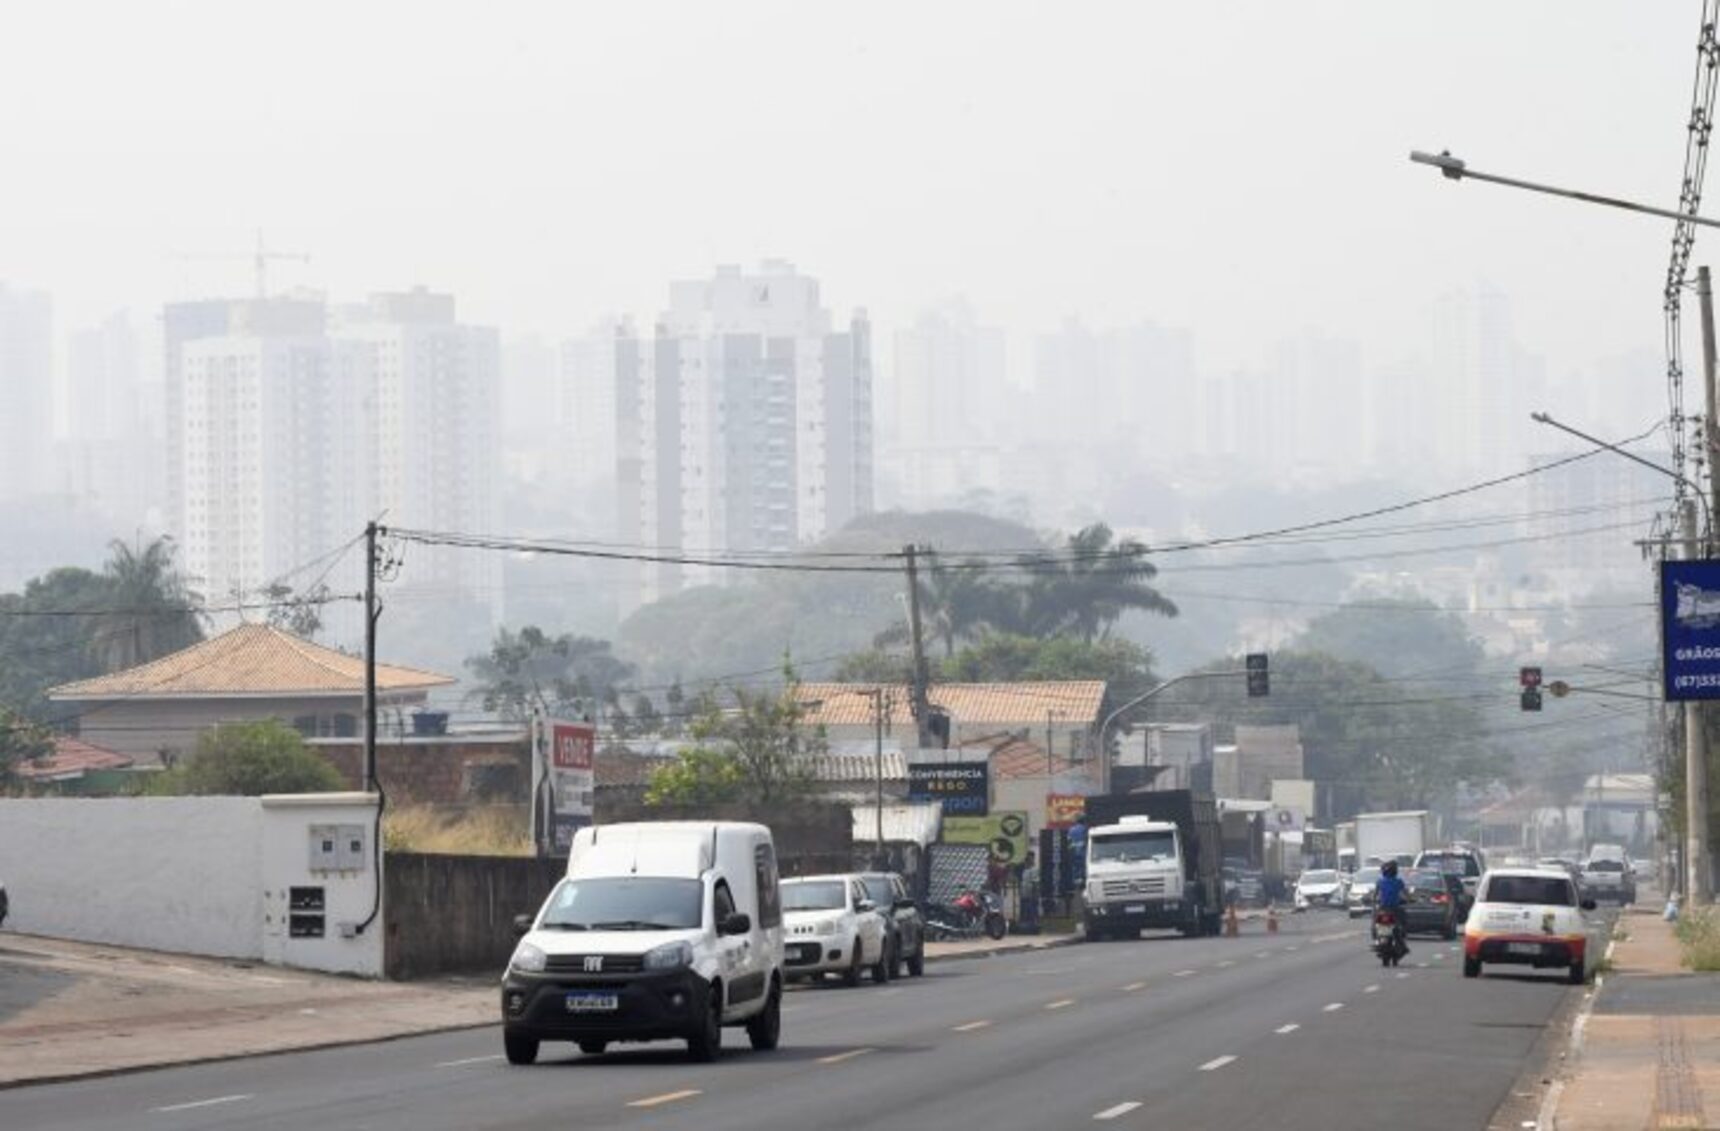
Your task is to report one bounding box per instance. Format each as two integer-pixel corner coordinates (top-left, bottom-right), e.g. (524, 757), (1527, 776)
(687, 985), (722, 1062)
(577, 1040), (608, 1056)
(842, 945), (863, 987)
(907, 944), (925, 977)
(503, 1034), (539, 1065)
(746, 978), (782, 1051)
(871, 942), (893, 984)
(1463, 957), (1481, 978)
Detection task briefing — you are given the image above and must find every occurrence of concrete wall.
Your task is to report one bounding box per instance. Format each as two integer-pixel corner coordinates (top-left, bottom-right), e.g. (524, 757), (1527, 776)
(70, 694), (424, 766)
(0, 794), (384, 976)
(384, 852), (562, 980)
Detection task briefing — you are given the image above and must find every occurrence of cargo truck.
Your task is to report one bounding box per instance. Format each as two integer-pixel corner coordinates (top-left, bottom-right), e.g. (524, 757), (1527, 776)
(1080, 791), (1225, 940)
(1354, 810), (1431, 869)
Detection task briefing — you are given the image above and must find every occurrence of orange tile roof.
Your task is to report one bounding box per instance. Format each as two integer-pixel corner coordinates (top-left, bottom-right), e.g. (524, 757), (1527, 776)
(49, 623), (454, 701)
(793, 681), (1106, 728)
(14, 736), (136, 780)
(982, 732), (1075, 780)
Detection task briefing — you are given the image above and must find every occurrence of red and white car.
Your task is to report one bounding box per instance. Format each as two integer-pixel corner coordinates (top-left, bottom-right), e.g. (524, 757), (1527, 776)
(1462, 867), (1598, 985)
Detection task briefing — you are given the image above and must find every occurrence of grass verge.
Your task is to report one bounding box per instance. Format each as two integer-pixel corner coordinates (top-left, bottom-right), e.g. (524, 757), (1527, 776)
(1673, 905), (1720, 971)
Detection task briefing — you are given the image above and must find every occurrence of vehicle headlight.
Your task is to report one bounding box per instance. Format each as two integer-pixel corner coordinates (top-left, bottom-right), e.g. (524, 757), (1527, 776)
(813, 918), (843, 938)
(510, 942), (547, 974)
(643, 941), (694, 971)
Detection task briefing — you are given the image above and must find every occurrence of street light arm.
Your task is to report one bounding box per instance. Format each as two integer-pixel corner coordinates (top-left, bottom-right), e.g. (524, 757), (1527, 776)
(1410, 149), (1720, 230)
(1530, 411), (1712, 547)
(1097, 669), (1248, 757)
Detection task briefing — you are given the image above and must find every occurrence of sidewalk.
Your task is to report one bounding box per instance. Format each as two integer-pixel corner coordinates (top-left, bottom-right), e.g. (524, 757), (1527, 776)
(1552, 902), (1720, 1130)
(0, 934), (494, 1088)
(923, 932), (1080, 963)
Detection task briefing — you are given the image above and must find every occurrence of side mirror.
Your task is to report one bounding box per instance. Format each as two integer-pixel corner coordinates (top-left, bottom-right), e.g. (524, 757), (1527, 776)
(512, 913), (535, 937)
(1580, 899), (1597, 912)
(856, 899), (876, 913)
(719, 911), (752, 936)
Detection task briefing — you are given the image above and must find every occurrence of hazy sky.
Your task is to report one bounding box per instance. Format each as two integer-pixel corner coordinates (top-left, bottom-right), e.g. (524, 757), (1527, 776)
(0, 2), (1701, 379)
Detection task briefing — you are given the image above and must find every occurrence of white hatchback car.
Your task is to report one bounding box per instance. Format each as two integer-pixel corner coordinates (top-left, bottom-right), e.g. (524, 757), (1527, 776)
(1462, 867), (1598, 985)
(780, 875), (890, 986)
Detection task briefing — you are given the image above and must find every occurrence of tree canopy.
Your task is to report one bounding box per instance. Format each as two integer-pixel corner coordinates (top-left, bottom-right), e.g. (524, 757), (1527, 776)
(465, 626), (636, 722)
(645, 676), (824, 807)
(148, 719), (345, 796)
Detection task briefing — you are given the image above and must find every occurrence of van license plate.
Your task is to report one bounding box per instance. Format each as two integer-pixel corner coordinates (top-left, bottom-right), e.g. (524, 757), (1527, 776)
(1125, 904), (1146, 915)
(1506, 943), (1540, 956)
(566, 992), (619, 1013)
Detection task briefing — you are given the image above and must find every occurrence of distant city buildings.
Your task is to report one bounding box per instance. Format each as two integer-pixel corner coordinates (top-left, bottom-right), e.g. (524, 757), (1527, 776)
(577, 262), (874, 609)
(0, 283), (54, 502)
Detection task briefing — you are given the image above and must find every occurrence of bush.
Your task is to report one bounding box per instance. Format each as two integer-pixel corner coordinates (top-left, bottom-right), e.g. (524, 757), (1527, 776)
(149, 719), (345, 796)
(383, 805), (532, 856)
(1674, 906), (1720, 972)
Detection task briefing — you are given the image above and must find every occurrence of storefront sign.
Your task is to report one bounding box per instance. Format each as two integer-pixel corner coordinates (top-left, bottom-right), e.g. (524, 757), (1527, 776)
(908, 762), (989, 815)
(943, 812), (1030, 865)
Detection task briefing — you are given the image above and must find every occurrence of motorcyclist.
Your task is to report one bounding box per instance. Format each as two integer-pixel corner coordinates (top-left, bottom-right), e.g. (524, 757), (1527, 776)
(1374, 859), (1409, 955)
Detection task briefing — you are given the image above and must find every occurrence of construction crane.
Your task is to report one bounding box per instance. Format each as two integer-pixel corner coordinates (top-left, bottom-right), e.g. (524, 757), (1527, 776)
(175, 228), (310, 298)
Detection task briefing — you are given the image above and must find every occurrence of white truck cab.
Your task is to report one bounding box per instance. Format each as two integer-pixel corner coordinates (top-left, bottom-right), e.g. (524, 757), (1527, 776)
(501, 821), (785, 1065)
(1084, 816), (1191, 939)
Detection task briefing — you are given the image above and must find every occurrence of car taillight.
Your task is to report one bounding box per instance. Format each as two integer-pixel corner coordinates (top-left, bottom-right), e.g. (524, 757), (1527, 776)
(1432, 894), (1448, 904)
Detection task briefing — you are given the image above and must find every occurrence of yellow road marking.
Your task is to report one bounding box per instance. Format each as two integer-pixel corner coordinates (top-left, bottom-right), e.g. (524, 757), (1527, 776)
(628, 1089), (701, 1109)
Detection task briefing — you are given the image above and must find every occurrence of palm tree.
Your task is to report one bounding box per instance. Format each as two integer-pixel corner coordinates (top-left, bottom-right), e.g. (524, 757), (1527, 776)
(1017, 524), (1177, 642)
(96, 537), (205, 672)
(873, 554), (1003, 658)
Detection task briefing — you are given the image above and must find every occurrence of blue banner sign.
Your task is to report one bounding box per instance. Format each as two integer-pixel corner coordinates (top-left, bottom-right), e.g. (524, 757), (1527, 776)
(1661, 560), (1720, 700)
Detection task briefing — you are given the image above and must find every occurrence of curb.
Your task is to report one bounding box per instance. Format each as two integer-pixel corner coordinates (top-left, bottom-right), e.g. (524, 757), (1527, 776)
(1532, 930), (1619, 1130)
(0, 1018), (496, 1092)
(922, 935), (1083, 965)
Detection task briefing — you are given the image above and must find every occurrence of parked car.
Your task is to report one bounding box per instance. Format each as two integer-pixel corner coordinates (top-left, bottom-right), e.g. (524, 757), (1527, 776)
(1400, 868), (1461, 939)
(780, 875), (891, 986)
(1463, 867), (1598, 984)
(1580, 854), (1636, 904)
(857, 871), (926, 978)
(1345, 865), (1382, 917)
(500, 821), (785, 1066)
(1413, 845), (1486, 917)
(1293, 868), (1346, 910)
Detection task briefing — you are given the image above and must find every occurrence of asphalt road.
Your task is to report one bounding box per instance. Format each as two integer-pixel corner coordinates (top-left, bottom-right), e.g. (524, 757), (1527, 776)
(0, 913), (1588, 1131)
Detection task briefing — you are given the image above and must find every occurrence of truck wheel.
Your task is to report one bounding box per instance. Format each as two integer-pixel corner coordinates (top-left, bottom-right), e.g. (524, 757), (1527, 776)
(746, 978), (782, 1051)
(687, 987), (723, 1062)
(1463, 956), (1481, 978)
(1085, 920), (1106, 942)
(504, 1033), (539, 1065)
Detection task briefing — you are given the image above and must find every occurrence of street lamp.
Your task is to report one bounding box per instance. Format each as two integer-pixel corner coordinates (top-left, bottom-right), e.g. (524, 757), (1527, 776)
(1409, 150), (1720, 229)
(1529, 411), (1713, 551)
(1095, 668), (1251, 787)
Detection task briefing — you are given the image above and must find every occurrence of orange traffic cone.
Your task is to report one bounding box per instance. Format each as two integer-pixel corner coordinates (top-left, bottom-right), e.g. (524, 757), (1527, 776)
(1266, 904), (1279, 934)
(1225, 903), (1239, 938)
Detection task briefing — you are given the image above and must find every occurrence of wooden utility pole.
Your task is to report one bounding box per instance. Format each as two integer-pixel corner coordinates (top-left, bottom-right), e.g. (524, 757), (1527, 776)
(903, 545), (931, 746)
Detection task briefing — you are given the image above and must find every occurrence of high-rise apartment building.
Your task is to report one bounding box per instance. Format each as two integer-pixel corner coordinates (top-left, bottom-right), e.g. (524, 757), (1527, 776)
(606, 262), (873, 608)
(59, 311), (165, 525)
(0, 284), (54, 502)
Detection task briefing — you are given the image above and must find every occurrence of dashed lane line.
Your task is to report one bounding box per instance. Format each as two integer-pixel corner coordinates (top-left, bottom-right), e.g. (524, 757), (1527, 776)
(1275, 1023), (1300, 1034)
(1045, 998), (1076, 1011)
(627, 1090), (702, 1109)
(1216, 960), (1236, 968)
(435, 1054), (504, 1068)
(816, 1048), (876, 1065)
(1199, 1055), (1238, 1071)
(1253, 951), (1270, 959)
(153, 1095), (253, 1114)
(1363, 984), (1380, 994)
(1323, 1002), (1345, 1013)
(1124, 981), (1147, 992)
(1094, 1102), (1143, 1120)
(1395, 972), (1411, 979)
(952, 1020), (993, 1032)
(1173, 969), (1197, 978)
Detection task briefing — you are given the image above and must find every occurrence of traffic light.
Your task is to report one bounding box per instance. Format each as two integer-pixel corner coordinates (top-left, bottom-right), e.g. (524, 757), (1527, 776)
(1246, 653), (1269, 697)
(1519, 666), (1542, 688)
(1520, 687), (1543, 712)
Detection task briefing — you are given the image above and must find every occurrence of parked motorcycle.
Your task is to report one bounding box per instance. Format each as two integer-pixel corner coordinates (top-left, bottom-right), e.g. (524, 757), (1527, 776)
(924, 889), (1008, 941)
(1371, 908), (1406, 967)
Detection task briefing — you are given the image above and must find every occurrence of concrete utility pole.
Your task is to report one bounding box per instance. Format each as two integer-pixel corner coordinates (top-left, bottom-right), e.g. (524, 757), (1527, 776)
(1691, 265), (1720, 903)
(872, 688), (887, 868)
(903, 545), (931, 746)
(364, 521), (379, 794)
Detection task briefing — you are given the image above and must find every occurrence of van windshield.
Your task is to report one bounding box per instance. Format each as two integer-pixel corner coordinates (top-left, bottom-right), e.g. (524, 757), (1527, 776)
(539, 877), (704, 931)
(1090, 830), (1175, 864)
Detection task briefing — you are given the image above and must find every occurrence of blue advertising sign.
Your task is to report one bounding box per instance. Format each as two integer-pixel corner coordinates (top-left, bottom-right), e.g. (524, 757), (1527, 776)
(1661, 559), (1720, 700)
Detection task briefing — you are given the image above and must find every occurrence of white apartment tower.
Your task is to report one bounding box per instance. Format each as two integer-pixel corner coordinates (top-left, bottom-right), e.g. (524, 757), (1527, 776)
(0, 283), (54, 502)
(613, 262), (873, 607)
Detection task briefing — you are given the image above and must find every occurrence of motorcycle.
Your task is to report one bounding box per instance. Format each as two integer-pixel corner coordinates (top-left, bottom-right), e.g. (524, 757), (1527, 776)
(925, 889), (1008, 941)
(1371, 907), (1407, 967)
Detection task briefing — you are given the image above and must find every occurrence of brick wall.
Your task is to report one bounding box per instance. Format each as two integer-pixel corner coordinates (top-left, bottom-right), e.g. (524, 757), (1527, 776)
(313, 737), (531, 805)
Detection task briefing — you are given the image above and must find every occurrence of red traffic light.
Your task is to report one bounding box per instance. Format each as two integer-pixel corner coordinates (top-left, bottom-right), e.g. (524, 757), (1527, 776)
(1519, 666), (1543, 688)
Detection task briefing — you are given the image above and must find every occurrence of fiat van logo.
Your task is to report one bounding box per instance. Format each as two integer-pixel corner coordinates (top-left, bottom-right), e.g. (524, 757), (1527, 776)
(583, 956), (603, 973)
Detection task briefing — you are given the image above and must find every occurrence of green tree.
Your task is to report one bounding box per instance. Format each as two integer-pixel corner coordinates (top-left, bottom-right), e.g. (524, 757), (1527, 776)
(149, 719), (344, 796)
(1007, 524), (1177, 642)
(0, 567), (114, 721)
(465, 626), (636, 721)
(1293, 598), (1482, 681)
(875, 554), (1004, 658)
(0, 707), (53, 779)
(646, 674), (823, 807)
(96, 537), (204, 673)
(263, 582), (330, 639)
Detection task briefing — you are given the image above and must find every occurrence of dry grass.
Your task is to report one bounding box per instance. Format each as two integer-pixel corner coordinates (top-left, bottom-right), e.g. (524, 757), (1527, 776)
(1674, 905), (1720, 972)
(383, 804), (533, 857)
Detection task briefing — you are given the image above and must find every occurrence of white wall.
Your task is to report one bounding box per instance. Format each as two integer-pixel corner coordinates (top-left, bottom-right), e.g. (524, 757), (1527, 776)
(0, 793), (383, 977)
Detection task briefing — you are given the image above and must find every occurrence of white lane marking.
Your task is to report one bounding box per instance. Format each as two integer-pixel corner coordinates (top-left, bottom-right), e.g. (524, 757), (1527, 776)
(1285, 946), (1300, 952)
(817, 1047), (876, 1065)
(876, 988), (903, 996)
(1173, 969), (1197, 977)
(153, 1095), (253, 1114)
(952, 1020), (992, 1032)
(1323, 1002), (1344, 1013)
(1199, 1055), (1237, 1071)
(1094, 1102), (1143, 1120)
(1432, 952), (1447, 960)
(1045, 998), (1076, 1010)
(1415, 962), (1429, 969)
(1275, 1023), (1300, 1034)
(1395, 972), (1410, 979)
(1363, 984), (1380, 994)
(436, 1054), (504, 1068)
(1253, 951), (1269, 959)
(1124, 981), (1147, 992)
(628, 1089), (702, 1108)
(1216, 960), (1236, 968)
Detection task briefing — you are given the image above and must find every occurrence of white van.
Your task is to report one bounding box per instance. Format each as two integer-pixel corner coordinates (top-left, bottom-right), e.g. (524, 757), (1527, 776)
(501, 821), (786, 1064)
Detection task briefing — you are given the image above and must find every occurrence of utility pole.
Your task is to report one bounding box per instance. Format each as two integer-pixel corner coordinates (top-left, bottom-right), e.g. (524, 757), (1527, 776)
(903, 545), (931, 746)
(873, 689), (887, 868)
(1691, 264), (1719, 904)
(364, 521), (379, 794)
